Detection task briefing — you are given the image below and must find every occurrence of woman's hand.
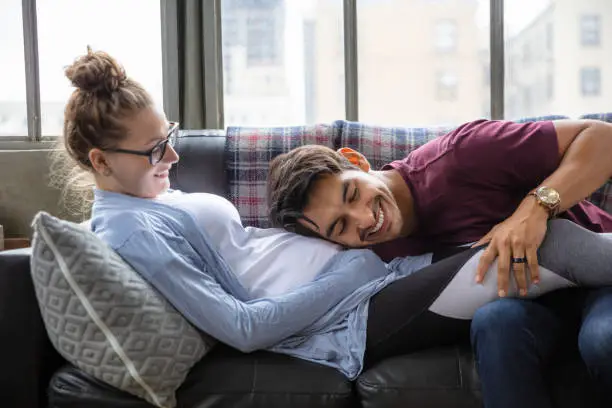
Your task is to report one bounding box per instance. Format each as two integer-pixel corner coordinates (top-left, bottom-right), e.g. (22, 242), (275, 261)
(473, 197), (549, 297)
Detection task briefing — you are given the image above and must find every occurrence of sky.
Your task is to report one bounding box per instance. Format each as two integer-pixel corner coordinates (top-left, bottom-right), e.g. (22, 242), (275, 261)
(0, 0), (553, 103)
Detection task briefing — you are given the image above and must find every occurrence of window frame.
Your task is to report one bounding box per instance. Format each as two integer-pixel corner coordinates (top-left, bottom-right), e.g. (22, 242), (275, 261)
(434, 19), (458, 54)
(580, 14), (601, 47)
(580, 67), (601, 97)
(3, 0), (509, 147)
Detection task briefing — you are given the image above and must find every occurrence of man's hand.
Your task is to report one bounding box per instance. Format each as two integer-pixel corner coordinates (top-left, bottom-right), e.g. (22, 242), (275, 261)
(473, 197), (549, 297)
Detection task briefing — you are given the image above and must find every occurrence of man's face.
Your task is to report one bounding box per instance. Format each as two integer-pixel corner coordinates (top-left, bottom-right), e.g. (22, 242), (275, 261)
(301, 169), (404, 247)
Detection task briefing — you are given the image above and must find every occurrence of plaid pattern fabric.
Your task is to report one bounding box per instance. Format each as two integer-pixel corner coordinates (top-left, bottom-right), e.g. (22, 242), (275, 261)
(589, 183), (612, 214)
(225, 123), (341, 227)
(514, 115), (570, 123)
(335, 120), (454, 170)
(579, 112), (612, 122)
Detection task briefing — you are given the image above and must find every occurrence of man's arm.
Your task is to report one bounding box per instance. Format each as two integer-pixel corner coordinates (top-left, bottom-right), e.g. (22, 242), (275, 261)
(541, 120), (612, 213)
(475, 119), (612, 297)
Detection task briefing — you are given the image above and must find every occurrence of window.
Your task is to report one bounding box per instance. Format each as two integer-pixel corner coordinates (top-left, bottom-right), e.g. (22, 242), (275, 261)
(546, 23), (553, 52)
(358, 0), (488, 126)
(546, 72), (553, 100)
(221, 0), (344, 126)
(581, 67), (601, 96)
(37, 0), (163, 136)
(522, 87), (532, 113)
(0, 0), (27, 137)
(436, 72), (458, 101)
(223, 53), (235, 95)
(434, 20), (457, 53)
(223, 17), (239, 47)
(581, 15), (601, 46)
(522, 43), (532, 65)
(247, 16), (280, 66)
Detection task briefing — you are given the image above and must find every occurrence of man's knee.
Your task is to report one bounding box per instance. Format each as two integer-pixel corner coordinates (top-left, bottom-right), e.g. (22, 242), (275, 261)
(579, 316), (612, 364)
(471, 299), (531, 341)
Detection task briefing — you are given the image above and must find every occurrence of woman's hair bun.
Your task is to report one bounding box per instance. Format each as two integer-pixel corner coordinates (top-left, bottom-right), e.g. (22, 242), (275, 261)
(64, 46), (127, 95)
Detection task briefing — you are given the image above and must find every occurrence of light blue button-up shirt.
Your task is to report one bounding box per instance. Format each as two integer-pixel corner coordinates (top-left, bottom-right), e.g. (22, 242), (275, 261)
(90, 189), (431, 379)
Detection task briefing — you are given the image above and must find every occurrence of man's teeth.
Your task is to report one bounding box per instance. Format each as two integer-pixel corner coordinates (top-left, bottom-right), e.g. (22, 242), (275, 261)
(371, 208), (385, 234)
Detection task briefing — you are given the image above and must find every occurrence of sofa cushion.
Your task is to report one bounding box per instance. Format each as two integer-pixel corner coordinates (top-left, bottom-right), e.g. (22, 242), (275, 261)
(356, 342), (610, 408)
(30, 211), (215, 408)
(49, 345), (355, 408)
(226, 123), (340, 227)
(356, 346), (481, 408)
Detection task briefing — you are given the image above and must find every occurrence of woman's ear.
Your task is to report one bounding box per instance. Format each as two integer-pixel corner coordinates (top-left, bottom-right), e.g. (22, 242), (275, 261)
(89, 148), (111, 176)
(337, 147), (371, 172)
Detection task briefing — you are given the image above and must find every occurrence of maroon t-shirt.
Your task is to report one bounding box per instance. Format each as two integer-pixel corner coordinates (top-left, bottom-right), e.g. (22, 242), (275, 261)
(373, 119), (612, 261)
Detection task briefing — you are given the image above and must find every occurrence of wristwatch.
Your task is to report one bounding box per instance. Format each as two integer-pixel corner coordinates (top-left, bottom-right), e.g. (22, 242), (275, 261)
(529, 186), (561, 218)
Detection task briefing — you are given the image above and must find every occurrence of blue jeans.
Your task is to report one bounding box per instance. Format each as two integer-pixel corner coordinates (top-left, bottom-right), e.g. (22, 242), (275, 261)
(471, 288), (612, 408)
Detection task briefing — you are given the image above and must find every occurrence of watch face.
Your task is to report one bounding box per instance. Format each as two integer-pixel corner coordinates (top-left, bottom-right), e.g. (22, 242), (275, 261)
(538, 186), (560, 205)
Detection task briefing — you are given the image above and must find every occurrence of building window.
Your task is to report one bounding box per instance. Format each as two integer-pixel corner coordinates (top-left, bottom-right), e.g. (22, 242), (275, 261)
(522, 43), (532, 65)
(247, 16), (279, 66)
(223, 53), (234, 94)
(546, 23), (553, 52)
(546, 73), (553, 100)
(522, 87), (532, 113)
(434, 20), (457, 53)
(580, 15), (601, 46)
(223, 17), (239, 47)
(436, 71), (458, 101)
(581, 67), (601, 96)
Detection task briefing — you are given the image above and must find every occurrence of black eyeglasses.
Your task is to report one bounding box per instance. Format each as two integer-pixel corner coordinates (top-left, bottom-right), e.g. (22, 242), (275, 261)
(104, 122), (179, 165)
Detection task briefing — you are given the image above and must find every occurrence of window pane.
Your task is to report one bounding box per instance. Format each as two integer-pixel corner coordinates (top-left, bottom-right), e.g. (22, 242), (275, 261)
(357, 0), (490, 127)
(581, 67), (601, 96)
(0, 0), (27, 137)
(580, 15), (601, 46)
(37, 0), (163, 136)
(505, 0), (611, 119)
(221, 0), (344, 126)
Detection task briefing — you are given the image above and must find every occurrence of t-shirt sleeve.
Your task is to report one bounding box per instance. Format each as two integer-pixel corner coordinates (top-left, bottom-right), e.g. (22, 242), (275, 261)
(445, 120), (560, 189)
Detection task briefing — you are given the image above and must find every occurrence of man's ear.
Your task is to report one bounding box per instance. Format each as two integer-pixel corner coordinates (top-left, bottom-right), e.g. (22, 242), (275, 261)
(337, 147), (371, 172)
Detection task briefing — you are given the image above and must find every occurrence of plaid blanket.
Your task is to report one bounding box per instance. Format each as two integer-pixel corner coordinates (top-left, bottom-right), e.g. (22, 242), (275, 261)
(226, 115), (612, 228)
(225, 122), (341, 227)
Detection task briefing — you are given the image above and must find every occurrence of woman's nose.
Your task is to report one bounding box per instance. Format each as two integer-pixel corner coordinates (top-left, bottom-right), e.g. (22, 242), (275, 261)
(164, 144), (180, 164)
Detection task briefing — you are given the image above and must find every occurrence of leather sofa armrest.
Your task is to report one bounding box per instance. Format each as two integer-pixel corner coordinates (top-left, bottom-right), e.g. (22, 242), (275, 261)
(0, 249), (64, 407)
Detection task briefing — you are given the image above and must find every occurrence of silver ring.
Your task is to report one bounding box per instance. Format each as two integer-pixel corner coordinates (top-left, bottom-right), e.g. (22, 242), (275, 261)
(512, 257), (527, 264)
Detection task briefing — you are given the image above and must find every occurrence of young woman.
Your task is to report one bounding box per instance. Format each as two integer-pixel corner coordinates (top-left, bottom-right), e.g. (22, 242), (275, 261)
(54, 48), (612, 381)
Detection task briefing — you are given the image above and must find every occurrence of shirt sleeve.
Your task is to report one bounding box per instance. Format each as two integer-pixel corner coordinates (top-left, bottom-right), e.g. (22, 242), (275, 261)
(115, 229), (386, 353)
(450, 120), (560, 189)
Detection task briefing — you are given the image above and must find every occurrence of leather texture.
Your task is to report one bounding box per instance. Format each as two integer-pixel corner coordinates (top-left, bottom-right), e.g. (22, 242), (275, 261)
(48, 345), (355, 408)
(0, 248), (65, 408)
(169, 130), (228, 197)
(0, 130), (609, 407)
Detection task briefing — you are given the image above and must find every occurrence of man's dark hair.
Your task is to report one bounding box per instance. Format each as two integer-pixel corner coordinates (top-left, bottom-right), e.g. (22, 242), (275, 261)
(267, 144), (357, 237)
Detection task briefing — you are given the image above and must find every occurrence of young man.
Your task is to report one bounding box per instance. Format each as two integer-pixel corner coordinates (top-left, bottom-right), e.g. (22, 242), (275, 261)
(267, 119), (612, 408)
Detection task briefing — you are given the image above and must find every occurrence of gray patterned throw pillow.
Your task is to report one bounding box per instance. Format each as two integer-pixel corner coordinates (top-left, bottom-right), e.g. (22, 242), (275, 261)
(30, 211), (215, 408)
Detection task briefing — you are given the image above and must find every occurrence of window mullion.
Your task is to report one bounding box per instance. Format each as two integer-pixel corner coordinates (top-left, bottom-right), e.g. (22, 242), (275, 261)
(490, 0), (505, 120)
(22, 0), (41, 141)
(202, 0), (224, 130)
(161, 0), (180, 123)
(343, 0), (358, 122)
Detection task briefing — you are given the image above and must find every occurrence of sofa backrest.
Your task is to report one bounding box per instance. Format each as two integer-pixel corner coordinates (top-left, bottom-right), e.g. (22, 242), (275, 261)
(170, 114), (612, 229)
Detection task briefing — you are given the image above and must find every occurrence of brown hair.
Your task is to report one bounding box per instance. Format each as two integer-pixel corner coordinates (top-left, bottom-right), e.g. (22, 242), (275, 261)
(267, 144), (357, 236)
(49, 47), (153, 218)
